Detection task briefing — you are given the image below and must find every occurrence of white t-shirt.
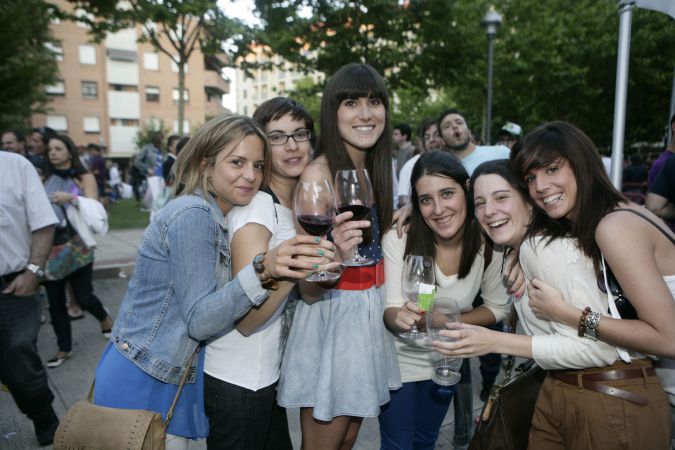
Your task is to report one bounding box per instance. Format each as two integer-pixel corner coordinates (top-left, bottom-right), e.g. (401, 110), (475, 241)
(461, 145), (510, 176)
(382, 229), (510, 382)
(397, 154), (421, 202)
(204, 191), (296, 391)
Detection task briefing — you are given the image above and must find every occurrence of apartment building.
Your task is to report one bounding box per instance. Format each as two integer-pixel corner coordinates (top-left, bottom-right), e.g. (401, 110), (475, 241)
(235, 44), (323, 117)
(32, 0), (230, 157)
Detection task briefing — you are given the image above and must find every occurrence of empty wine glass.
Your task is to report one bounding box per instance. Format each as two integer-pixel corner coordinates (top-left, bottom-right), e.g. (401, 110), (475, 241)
(428, 297), (462, 386)
(294, 179), (340, 282)
(334, 169), (374, 267)
(399, 255), (435, 341)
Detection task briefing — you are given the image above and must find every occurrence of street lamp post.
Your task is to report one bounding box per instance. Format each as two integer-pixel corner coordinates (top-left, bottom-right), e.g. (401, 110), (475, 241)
(481, 10), (502, 145)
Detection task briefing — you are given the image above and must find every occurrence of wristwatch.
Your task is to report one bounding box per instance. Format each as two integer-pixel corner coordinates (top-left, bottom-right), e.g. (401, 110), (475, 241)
(252, 252), (279, 291)
(26, 264), (46, 280)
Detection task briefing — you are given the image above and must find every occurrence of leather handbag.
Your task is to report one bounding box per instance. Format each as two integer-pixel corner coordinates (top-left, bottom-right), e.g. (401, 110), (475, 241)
(468, 307), (546, 450)
(53, 349), (198, 450)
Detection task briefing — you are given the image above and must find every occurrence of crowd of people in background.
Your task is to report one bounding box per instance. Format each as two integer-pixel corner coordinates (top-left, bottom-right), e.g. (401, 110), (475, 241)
(1, 62), (674, 449)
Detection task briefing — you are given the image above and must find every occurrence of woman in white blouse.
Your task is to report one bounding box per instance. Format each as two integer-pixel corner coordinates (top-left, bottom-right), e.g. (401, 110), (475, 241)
(380, 151), (511, 449)
(203, 98), (336, 449)
(438, 157), (671, 449)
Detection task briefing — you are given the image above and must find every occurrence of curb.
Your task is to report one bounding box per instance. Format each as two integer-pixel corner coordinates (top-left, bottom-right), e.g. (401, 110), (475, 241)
(93, 261), (135, 280)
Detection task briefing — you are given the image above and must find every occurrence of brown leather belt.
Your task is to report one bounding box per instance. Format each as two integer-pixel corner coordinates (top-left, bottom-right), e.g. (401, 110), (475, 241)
(550, 366), (656, 406)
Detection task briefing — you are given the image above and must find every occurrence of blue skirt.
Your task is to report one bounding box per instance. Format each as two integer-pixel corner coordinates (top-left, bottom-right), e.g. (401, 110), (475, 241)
(93, 342), (209, 439)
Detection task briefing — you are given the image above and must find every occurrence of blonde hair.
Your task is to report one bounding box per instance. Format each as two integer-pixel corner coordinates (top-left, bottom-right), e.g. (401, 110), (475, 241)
(172, 115), (270, 198)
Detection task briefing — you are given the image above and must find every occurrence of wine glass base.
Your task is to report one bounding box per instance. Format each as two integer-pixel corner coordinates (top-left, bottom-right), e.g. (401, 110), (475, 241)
(399, 330), (429, 342)
(341, 257), (374, 267)
(431, 366), (461, 386)
(306, 271), (342, 283)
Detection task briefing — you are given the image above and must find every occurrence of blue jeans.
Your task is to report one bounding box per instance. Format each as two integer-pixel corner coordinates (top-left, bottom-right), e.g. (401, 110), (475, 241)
(452, 358), (474, 446)
(379, 380), (455, 450)
(0, 291), (55, 420)
(204, 374), (292, 450)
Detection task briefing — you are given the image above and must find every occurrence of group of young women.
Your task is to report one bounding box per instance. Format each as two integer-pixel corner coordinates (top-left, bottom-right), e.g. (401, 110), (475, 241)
(90, 61), (675, 450)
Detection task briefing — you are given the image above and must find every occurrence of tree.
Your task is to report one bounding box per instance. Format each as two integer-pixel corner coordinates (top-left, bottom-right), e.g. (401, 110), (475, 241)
(0, 0), (59, 131)
(64, 0), (254, 135)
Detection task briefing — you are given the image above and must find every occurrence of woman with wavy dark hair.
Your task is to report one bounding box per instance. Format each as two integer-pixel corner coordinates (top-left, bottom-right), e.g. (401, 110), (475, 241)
(42, 134), (113, 368)
(277, 63), (400, 450)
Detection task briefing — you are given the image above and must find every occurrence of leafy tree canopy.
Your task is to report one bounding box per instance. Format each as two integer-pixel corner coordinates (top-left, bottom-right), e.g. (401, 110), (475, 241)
(0, 0), (59, 131)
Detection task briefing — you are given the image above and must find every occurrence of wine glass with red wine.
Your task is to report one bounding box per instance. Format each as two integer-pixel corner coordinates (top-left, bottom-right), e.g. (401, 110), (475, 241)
(294, 179), (340, 282)
(334, 169), (374, 267)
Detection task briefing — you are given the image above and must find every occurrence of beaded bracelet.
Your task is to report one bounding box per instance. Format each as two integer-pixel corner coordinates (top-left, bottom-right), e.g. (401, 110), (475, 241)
(578, 306), (591, 337)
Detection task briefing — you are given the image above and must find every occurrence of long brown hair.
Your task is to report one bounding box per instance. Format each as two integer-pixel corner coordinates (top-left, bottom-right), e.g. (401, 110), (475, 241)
(316, 63), (393, 240)
(510, 121), (625, 271)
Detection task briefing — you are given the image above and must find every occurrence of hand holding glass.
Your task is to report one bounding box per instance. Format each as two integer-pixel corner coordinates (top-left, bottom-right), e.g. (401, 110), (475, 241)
(334, 169), (374, 267)
(294, 179), (340, 282)
(399, 255), (435, 341)
(428, 297), (462, 386)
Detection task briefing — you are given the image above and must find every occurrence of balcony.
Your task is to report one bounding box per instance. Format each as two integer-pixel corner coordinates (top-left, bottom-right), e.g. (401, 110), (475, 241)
(204, 69), (230, 96)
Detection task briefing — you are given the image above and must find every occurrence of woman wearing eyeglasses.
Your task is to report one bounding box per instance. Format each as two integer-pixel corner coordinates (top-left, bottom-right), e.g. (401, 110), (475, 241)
(203, 97), (336, 450)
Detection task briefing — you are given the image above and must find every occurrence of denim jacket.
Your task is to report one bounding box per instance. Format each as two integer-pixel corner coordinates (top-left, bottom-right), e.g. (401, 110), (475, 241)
(111, 192), (269, 384)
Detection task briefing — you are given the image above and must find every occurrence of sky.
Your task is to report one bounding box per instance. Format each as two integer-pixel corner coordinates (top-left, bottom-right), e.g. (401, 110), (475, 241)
(219, 0), (259, 111)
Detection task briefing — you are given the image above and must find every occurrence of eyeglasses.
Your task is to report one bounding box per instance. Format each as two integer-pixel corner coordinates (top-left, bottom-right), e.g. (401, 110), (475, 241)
(267, 130), (312, 146)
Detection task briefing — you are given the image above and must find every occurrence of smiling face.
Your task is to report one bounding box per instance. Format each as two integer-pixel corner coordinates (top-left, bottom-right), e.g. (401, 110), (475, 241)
(523, 158), (578, 221)
(265, 113), (311, 180)
(440, 113), (471, 151)
(337, 96), (386, 154)
(416, 174), (467, 243)
(208, 134), (265, 214)
(48, 138), (72, 169)
(473, 174), (533, 248)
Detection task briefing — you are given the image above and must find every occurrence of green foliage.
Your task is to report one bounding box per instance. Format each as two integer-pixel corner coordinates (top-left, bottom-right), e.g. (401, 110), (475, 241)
(133, 117), (170, 152)
(0, 0), (59, 130)
(285, 77), (323, 133)
(256, 0), (675, 147)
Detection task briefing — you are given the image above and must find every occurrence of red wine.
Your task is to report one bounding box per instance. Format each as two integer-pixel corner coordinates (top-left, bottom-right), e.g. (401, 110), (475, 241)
(297, 215), (333, 236)
(337, 204), (370, 220)
(338, 204), (372, 245)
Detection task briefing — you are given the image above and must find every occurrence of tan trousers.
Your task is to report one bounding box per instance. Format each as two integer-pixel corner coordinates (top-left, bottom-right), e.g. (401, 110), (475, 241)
(528, 359), (671, 450)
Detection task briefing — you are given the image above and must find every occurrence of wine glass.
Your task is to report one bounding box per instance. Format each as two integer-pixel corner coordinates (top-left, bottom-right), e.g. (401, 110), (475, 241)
(399, 255), (435, 341)
(294, 179), (340, 282)
(334, 169), (374, 267)
(428, 297), (462, 386)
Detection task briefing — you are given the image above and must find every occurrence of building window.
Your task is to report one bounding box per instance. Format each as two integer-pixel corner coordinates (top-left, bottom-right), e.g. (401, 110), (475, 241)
(261, 85), (268, 99)
(243, 89), (247, 99)
(83, 116), (101, 133)
(260, 69), (268, 82)
(146, 86), (160, 102)
(81, 81), (98, 99)
(243, 106), (248, 116)
(45, 42), (64, 62)
(46, 80), (65, 96)
(144, 52), (159, 71)
(173, 120), (190, 133)
(172, 88), (189, 103)
(110, 118), (140, 127)
(79, 45), (97, 65)
(252, 86), (259, 100)
(109, 84), (137, 92)
(46, 114), (68, 132)
(171, 57), (188, 73)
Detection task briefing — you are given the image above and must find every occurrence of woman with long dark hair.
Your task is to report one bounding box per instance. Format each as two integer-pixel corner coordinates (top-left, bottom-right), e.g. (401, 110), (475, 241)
(277, 63), (401, 449)
(380, 151), (510, 449)
(42, 134), (113, 368)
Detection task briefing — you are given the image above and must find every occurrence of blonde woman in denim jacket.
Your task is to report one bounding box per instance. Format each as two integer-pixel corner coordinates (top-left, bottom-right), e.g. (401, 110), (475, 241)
(93, 115), (337, 450)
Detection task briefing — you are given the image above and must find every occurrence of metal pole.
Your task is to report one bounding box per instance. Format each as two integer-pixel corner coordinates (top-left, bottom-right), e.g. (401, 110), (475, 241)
(669, 64), (675, 145)
(486, 36), (494, 145)
(610, 0), (635, 189)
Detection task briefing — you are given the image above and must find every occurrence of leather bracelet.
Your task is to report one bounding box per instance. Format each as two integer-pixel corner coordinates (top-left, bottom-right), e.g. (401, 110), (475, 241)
(252, 252), (279, 291)
(578, 307), (591, 337)
(585, 310), (602, 339)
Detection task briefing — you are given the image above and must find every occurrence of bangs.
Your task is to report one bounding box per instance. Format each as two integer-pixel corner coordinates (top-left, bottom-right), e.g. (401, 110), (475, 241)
(513, 130), (566, 180)
(331, 64), (389, 107)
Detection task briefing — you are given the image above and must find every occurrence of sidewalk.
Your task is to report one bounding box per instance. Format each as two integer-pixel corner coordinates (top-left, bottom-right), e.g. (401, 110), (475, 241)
(92, 227), (146, 279)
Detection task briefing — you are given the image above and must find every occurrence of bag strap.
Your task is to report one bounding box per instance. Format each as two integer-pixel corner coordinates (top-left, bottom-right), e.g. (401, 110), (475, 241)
(608, 208), (675, 244)
(86, 346), (200, 431)
(163, 347), (200, 430)
(601, 255), (632, 363)
(501, 302), (519, 381)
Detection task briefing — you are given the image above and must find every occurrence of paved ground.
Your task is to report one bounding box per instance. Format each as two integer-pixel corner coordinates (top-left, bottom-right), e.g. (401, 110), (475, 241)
(0, 228), (489, 449)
